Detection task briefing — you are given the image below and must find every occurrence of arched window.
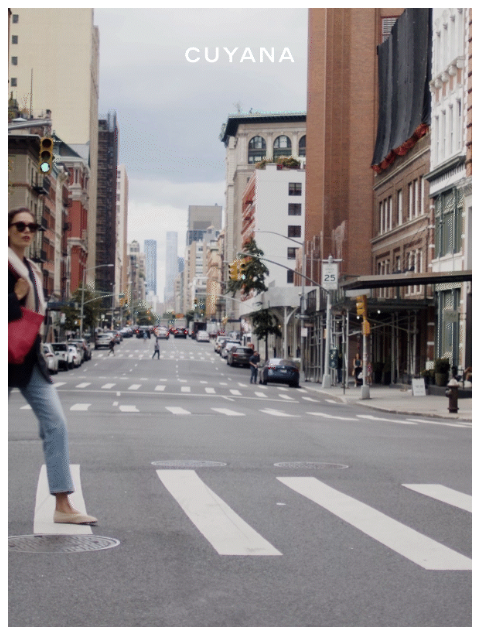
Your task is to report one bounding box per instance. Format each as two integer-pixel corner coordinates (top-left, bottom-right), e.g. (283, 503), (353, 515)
(248, 136), (266, 164)
(299, 135), (306, 157)
(273, 135), (292, 159)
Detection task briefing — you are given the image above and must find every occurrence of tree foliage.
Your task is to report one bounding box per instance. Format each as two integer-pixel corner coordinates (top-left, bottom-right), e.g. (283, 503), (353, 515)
(227, 238), (269, 298)
(250, 307), (282, 360)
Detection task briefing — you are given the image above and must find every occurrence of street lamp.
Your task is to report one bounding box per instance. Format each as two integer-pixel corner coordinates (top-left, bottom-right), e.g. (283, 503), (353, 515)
(79, 263), (114, 337)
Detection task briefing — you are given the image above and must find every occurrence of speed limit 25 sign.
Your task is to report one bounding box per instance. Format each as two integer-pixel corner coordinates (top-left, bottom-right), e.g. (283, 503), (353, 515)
(321, 262), (339, 290)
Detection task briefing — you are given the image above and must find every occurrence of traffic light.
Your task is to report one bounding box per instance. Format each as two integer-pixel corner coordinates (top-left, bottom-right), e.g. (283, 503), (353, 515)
(229, 260), (239, 281)
(39, 136), (54, 175)
(239, 258), (248, 280)
(356, 295), (367, 318)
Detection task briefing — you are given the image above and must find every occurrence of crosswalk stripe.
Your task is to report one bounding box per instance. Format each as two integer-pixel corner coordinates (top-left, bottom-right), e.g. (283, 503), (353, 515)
(156, 469), (282, 556)
(75, 382), (91, 388)
(212, 408), (245, 416)
(155, 385), (166, 391)
(128, 384), (141, 390)
(166, 407), (191, 415)
(303, 397), (319, 402)
(181, 386), (191, 393)
(408, 418), (472, 429)
(356, 414), (418, 425)
(279, 394), (293, 400)
(278, 477), (471, 571)
(34, 465), (93, 535)
(255, 391), (267, 397)
(53, 382), (66, 387)
(230, 389), (242, 396)
(101, 383), (116, 389)
(205, 388), (216, 394)
(307, 412), (358, 421)
(119, 405), (139, 412)
(70, 404), (91, 411)
(403, 484), (472, 513)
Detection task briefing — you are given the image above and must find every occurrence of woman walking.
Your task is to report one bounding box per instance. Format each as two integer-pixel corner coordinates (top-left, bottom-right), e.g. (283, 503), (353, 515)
(8, 208), (97, 525)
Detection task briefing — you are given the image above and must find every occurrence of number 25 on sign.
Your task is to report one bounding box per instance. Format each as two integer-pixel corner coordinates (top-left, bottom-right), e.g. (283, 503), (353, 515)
(322, 262), (338, 290)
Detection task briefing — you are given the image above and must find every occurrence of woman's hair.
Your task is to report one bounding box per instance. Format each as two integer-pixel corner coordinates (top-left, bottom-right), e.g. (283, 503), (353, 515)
(8, 207), (34, 226)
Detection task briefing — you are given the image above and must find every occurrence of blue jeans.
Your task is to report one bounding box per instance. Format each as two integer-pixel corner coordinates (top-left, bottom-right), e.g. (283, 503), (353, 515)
(250, 365), (258, 383)
(11, 364), (74, 495)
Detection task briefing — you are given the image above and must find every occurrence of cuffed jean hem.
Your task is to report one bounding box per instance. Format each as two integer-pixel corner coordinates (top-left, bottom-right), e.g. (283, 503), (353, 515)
(13, 364), (75, 495)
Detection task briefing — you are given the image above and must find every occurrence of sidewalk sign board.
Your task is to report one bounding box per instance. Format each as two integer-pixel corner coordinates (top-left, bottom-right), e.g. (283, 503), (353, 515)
(412, 378), (426, 396)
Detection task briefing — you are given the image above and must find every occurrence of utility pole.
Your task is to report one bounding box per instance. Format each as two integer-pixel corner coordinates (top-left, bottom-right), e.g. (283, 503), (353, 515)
(321, 255), (341, 389)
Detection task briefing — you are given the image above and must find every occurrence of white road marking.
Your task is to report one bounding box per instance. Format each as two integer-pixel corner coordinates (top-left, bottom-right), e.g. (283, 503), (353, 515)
(303, 397), (319, 402)
(212, 408), (245, 416)
(101, 383), (116, 389)
(408, 418), (472, 429)
(260, 409), (298, 417)
(20, 405), (32, 410)
(278, 477), (471, 571)
(255, 391), (267, 398)
(307, 412), (358, 421)
(205, 388), (216, 394)
(156, 469), (282, 556)
(119, 405), (139, 412)
(128, 384), (141, 390)
(279, 394), (293, 400)
(230, 389), (242, 396)
(155, 385), (166, 391)
(238, 383), (248, 388)
(325, 399), (338, 404)
(356, 414), (418, 425)
(53, 382), (66, 388)
(70, 404), (91, 411)
(403, 484), (472, 513)
(34, 465), (93, 535)
(166, 407), (191, 415)
(75, 382), (91, 388)
(181, 386), (191, 393)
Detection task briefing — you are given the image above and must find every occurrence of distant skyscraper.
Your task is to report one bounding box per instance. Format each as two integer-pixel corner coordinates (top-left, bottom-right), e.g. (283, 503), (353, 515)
(165, 231), (178, 307)
(144, 240), (157, 295)
(187, 204), (222, 245)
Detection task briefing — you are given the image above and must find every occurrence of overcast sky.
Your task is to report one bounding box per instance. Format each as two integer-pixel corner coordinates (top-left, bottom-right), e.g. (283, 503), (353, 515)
(93, 8), (308, 300)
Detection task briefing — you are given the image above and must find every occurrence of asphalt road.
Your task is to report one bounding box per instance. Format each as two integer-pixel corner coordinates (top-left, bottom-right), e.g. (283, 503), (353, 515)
(8, 336), (472, 627)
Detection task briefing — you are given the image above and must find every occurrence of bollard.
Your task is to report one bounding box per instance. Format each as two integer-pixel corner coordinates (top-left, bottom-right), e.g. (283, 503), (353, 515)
(446, 378), (459, 413)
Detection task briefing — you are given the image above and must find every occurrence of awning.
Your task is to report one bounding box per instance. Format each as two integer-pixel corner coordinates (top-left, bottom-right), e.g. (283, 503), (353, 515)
(342, 271), (472, 290)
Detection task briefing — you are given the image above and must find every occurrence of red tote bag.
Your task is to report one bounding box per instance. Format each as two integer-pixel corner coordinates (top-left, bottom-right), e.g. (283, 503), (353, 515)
(8, 307), (45, 365)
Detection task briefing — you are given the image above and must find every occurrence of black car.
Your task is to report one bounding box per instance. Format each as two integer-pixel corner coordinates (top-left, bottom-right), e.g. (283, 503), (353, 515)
(173, 327), (188, 338)
(258, 358), (300, 387)
(227, 346), (254, 367)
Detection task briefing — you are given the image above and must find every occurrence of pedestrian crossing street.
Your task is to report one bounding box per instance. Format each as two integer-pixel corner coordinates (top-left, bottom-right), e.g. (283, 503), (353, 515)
(31, 463), (472, 570)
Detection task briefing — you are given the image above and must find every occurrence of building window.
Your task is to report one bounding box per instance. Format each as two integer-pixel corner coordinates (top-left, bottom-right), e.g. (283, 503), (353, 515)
(12, 35), (18, 44)
(11, 78), (17, 87)
(288, 203), (301, 216)
(435, 188), (463, 258)
(289, 182), (302, 196)
(397, 189), (403, 225)
(273, 135), (292, 159)
(382, 17), (397, 42)
(287, 225), (301, 238)
(286, 270), (294, 284)
(299, 135), (306, 157)
(11, 57), (18, 66)
(248, 136), (266, 164)
(287, 247), (297, 260)
(12, 14), (19, 23)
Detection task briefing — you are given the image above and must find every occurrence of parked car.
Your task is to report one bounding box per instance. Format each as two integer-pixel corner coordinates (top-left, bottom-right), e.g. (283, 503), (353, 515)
(69, 341), (84, 363)
(68, 344), (82, 368)
(156, 326), (170, 339)
(221, 340), (241, 359)
(227, 346), (254, 367)
(51, 342), (75, 370)
(258, 358), (300, 388)
(43, 343), (59, 374)
(196, 330), (210, 343)
(68, 339), (90, 362)
(216, 337), (230, 354)
(95, 333), (112, 349)
(173, 326), (188, 339)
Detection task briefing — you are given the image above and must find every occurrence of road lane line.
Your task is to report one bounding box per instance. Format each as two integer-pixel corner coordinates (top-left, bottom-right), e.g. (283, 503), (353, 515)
(34, 465), (93, 535)
(260, 409), (299, 417)
(403, 484), (472, 513)
(101, 383), (116, 389)
(181, 386), (191, 393)
(307, 412), (358, 421)
(128, 384), (141, 390)
(279, 394), (293, 400)
(155, 385), (166, 391)
(255, 391), (267, 397)
(166, 407), (191, 415)
(70, 404), (91, 411)
(156, 469), (282, 556)
(212, 408), (245, 416)
(20, 405), (32, 410)
(407, 419), (472, 428)
(119, 405), (139, 412)
(205, 388), (216, 394)
(53, 382), (66, 387)
(75, 382), (91, 388)
(356, 414), (418, 425)
(278, 477), (471, 571)
(230, 389), (242, 396)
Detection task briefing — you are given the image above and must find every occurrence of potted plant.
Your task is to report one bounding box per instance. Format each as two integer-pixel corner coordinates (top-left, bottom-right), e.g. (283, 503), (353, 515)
(434, 358), (450, 386)
(421, 369), (435, 386)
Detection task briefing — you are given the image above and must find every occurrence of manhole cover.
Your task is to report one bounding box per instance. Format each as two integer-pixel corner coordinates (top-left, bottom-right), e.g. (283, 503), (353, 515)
(274, 462), (349, 470)
(151, 460), (227, 468)
(8, 535), (120, 553)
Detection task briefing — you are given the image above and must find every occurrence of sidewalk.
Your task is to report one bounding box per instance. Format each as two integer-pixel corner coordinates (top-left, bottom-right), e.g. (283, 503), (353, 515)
(301, 379), (472, 423)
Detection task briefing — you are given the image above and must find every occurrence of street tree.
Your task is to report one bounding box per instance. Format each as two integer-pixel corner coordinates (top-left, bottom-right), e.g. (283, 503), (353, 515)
(227, 237), (269, 298)
(249, 306), (282, 361)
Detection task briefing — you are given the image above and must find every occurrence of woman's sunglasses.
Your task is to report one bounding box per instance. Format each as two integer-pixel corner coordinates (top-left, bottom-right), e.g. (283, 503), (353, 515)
(9, 222), (41, 233)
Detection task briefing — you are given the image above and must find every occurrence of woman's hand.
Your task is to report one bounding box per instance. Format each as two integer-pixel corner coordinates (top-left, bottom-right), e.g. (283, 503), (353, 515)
(14, 277), (29, 301)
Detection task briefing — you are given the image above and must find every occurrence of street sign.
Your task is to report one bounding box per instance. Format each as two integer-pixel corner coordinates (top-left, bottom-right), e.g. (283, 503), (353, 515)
(322, 262), (339, 290)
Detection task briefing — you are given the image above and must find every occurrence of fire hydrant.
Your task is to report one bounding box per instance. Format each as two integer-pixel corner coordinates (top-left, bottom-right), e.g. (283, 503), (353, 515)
(446, 378), (459, 413)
